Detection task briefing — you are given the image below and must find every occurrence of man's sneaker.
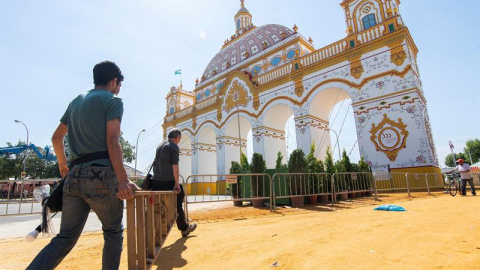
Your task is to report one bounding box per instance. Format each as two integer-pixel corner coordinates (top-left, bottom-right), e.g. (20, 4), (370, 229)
(181, 223), (197, 237)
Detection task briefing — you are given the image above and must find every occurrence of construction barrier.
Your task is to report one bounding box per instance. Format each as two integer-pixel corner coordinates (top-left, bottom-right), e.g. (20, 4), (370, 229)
(0, 179), (61, 216)
(332, 172), (375, 202)
(271, 173), (333, 207)
(183, 174), (273, 210)
(126, 191), (178, 270)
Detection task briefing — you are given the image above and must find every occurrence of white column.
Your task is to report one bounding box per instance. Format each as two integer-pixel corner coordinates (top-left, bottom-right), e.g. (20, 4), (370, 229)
(294, 115), (331, 160)
(252, 126), (286, 169)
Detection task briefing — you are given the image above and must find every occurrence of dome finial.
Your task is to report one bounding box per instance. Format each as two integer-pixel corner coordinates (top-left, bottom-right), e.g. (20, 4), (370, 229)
(241, 0), (245, 7)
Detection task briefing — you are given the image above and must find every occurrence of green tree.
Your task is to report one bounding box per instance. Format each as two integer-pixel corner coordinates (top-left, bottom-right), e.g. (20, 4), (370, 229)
(324, 146), (335, 174)
(250, 153), (267, 196)
(287, 149), (308, 195)
(275, 151), (284, 169)
(445, 152), (468, 167)
(120, 132), (135, 163)
(240, 151), (250, 171)
(464, 139), (480, 164)
(341, 149), (353, 172)
(358, 156), (370, 172)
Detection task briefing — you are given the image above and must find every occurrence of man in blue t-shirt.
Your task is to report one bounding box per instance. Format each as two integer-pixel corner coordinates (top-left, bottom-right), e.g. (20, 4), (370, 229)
(28, 61), (138, 270)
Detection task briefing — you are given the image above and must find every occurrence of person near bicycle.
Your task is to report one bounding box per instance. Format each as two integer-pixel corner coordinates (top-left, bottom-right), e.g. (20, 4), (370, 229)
(448, 159), (476, 196)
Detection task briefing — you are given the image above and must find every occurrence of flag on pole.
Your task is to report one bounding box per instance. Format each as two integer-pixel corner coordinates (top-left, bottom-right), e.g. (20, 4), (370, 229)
(449, 141), (454, 150)
(174, 69), (181, 75)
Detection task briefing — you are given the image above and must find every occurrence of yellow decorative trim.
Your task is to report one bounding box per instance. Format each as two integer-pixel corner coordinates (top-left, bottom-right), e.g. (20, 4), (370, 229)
(291, 71), (305, 97)
(349, 54), (364, 79)
(355, 97), (418, 115)
(224, 80), (249, 113)
(389, 45), (407, 66)
(369, 114), (409, 161)
(216, 108), (223, 122)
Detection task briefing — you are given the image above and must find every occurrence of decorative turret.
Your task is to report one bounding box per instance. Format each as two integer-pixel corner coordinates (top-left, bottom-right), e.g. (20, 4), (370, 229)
(165, 85), (194, 115)
(341, 0), (402, 36)
(234, 0), (253, 33)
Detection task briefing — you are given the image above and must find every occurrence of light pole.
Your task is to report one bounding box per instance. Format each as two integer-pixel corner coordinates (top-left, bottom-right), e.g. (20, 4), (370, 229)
(135, 129), (146, 178)
(327, 128), (341, 161)
(14, 120), (29, 178)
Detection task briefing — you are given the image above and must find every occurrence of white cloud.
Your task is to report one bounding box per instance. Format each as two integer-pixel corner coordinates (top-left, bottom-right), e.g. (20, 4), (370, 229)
(199, 30), (207, 39)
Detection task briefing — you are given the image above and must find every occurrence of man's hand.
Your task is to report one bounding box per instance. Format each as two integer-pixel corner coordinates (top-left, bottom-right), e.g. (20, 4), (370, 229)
(58, 164), (69, 178)
(117, 180), (139, 200)
(174, 183), (181, 194)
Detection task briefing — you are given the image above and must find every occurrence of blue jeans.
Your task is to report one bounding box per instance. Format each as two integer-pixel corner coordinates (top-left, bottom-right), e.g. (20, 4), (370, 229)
(27, 166), (124, 270)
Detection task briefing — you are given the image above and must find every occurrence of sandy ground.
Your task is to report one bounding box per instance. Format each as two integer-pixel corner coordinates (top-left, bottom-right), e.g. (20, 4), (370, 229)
(0, 192), (479, 270)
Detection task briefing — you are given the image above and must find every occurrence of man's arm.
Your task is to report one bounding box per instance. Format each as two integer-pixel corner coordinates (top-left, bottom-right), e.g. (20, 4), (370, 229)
(52, 123), (69, 178)
(173, 164), (180, 193)
(106, 118), (138, 200)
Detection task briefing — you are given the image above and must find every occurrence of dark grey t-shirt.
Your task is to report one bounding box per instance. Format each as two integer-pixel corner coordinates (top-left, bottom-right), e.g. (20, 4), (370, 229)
(60, 89), (123, 167)
(152, 141), (179, 182)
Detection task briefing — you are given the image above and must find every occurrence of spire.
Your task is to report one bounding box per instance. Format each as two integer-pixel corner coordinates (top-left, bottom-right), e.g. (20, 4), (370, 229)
(235, 0), (253, 33)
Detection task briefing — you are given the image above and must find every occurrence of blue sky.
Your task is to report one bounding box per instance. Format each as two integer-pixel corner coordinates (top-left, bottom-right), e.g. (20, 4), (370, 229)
(1, 0), (479, 172)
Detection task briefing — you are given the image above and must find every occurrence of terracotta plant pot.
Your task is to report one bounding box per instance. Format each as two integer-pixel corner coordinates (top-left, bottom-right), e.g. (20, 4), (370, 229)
(365, 190), (373, 197)
(251, 198), (264, 208)
(318, 194), (329, 203)
(337, 192), (348, 201)
(360, 191), (366, 197)
(290, 196), (304, 207)
(307, 195), (318, 204)
(233, 196), (242, 206)
(348, 192), (356, 198)
(356, 192), (363, 198)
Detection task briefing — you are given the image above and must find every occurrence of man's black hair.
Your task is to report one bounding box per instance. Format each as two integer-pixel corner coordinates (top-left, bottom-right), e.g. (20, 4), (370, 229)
(93, 61), (124, 86)
(168, 129), (182, 139)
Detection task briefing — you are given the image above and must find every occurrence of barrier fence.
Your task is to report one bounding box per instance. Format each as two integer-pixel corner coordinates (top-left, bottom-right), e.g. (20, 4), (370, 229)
(0, 179), (61, 216)
(126, 191), (178, 270)
(183, 174), (273, 211)
(272, 173), (333, 208)
(332, 172), (375, 202)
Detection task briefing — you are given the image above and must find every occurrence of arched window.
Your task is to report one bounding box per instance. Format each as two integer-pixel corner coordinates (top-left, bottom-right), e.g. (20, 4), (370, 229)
(236, 19), (241, 31)
(362, 14), (377, 30)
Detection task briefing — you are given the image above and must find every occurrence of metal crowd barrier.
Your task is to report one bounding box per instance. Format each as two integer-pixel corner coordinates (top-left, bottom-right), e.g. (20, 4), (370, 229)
(0, 179), (61, 216)
(332, 172), (376, 202)
(126, 191), (178, 270)
(184, 174), (273, 211)
(272, 173), (333, 208)
(373, 172), (448, 197)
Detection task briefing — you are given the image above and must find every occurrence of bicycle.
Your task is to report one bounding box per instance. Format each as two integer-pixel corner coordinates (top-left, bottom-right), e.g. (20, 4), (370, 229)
(447, 173), (462, 196)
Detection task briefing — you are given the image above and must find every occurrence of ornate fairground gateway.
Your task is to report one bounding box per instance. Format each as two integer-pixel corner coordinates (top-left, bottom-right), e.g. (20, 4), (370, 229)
(162, 0), (440, 179)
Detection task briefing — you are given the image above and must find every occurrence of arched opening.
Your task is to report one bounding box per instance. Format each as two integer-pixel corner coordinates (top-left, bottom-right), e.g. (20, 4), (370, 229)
(223, 115), (252, 173)
(178, 132), (193, 179)
(262, 104), (295, 168)
(308, 88), (358, 163)
(195, 126), (217, 175)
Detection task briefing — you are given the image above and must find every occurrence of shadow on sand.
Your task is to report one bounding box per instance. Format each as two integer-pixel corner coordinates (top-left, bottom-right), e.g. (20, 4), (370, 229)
(154, 236), (196, 270)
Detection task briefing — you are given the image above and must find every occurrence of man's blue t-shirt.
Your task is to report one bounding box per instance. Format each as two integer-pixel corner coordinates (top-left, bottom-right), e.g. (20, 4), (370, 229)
(60, 89), (123, 167)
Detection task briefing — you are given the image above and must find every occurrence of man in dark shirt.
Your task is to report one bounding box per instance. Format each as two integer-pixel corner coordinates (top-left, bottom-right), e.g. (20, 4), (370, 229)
(151, 129), (197, 237)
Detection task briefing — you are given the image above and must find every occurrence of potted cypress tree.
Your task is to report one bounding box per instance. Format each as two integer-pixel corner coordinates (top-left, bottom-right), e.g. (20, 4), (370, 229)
(324, 147), (339, 201)
(250, 153), (266, 208)
(306, 143), (320, 204)
(229, 161), (243, 206)
(288, 149), (308, 207)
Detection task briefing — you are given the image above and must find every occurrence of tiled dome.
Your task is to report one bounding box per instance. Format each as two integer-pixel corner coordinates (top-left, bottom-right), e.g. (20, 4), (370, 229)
(202, 24), (294, 81)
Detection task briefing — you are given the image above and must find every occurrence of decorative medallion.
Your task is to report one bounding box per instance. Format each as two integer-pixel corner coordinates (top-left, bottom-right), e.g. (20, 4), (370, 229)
(224, 80), (249, 113)
(291, 72), (304, 97)
(369, 114), (409, 161)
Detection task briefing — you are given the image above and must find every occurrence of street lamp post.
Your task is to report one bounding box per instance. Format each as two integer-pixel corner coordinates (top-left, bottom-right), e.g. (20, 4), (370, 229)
(135, 129), (146, 178)
(14, 120), (29, 179)
(327, 128), (341, 161)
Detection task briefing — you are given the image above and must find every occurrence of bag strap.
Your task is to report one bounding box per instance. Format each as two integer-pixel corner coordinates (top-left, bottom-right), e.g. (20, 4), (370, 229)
(68, 151), (109, 169)
(147, 141), (167, 175)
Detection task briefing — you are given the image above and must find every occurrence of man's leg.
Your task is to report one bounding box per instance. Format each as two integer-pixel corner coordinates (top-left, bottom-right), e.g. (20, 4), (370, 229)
(27, 174), (90, 270)
(82, 167), (124, 270)
(467, 179), (476, 195)
(461, 179), (467, 195)
(176, 184), (189, 231)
